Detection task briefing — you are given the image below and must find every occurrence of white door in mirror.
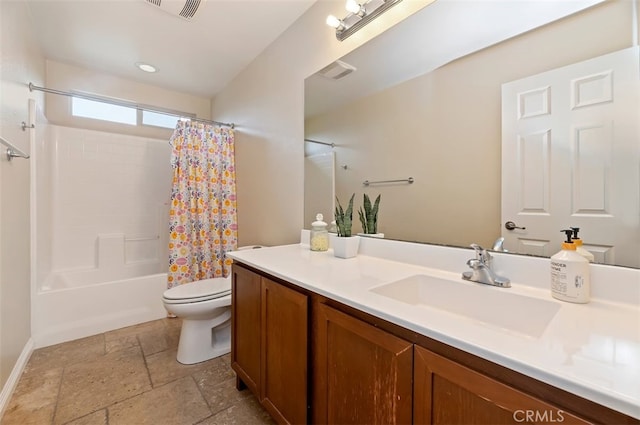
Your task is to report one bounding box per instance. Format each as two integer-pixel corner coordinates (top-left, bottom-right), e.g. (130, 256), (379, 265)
(501, 46), (639, 267)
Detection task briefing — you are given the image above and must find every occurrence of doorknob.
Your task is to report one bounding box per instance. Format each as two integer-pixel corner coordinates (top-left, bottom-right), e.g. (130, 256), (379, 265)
(505, 221), (526, 231)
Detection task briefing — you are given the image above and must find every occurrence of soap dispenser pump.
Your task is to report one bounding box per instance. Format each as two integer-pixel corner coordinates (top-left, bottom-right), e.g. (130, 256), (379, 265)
(550, 230), (590, 303)
(570, 227), (595, 262)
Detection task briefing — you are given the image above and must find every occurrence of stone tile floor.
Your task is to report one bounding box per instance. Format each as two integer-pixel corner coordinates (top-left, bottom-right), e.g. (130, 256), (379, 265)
(1, 318), (275, 425)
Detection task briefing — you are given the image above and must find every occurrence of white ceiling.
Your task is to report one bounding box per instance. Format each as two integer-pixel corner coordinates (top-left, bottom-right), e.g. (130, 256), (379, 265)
(25, 0), (316, 98)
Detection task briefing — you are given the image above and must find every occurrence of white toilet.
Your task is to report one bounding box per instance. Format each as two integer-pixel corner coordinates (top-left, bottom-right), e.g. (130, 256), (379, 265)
(162, 277), (232, 364)
(162, 246), (264, 364)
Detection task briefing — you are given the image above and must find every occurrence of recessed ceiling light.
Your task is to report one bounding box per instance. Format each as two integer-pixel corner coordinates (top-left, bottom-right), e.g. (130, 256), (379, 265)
(135, 62), (158, 73)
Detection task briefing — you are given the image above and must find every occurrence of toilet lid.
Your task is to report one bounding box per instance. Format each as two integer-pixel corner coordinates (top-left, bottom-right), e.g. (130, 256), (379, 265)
(163, 277), (231, 302)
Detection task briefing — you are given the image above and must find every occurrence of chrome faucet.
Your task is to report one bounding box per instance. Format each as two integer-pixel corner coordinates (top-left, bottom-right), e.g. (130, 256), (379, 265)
(462, 244), (511, 288)
(492, 237), (508, 252)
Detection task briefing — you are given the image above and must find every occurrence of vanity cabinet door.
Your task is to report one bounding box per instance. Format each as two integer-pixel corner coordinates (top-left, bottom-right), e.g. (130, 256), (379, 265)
(261, 277), (308, 425)
(413, 345), (590, 425)
(313, 303), (413, 425)
(231, 264), (262, 395)
(232, 264), (309, 425)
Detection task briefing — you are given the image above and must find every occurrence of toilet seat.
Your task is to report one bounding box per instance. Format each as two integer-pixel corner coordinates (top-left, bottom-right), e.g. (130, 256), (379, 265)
(163, 277), (231, 304)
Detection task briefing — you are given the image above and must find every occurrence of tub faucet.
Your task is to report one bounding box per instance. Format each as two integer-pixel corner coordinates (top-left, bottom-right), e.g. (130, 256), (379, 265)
(462, 244), (511, 288)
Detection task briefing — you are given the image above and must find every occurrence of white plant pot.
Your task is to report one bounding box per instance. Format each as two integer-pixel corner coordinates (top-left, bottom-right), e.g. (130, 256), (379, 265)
(332, 235), (360, 259)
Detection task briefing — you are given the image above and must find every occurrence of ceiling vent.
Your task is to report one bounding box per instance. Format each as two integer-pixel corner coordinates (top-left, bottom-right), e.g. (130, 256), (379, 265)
(144, 0), (204, 21)
(317, 60), (357, 80)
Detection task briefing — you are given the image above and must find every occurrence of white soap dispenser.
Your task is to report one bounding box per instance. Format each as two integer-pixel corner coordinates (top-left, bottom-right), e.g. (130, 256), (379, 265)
(570, 227), (595, 262)
(550, 230), (590, 304)
(310, 213), (329, 252)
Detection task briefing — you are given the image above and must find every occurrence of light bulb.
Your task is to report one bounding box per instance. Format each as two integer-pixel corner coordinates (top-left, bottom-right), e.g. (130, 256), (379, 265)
(345, 0), (362, 14)
(326, 14), (342, 29)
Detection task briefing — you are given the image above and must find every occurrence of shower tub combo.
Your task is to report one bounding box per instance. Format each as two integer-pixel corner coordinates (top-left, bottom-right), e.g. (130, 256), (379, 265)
(33, 233), (169, 348)
(32, 124), (174, 348)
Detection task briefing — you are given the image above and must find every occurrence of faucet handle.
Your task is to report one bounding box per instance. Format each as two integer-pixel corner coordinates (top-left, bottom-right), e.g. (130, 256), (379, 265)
(466, 258), (482, 269)
(470, 244), (492, 266)
(470, 243), (483, 252)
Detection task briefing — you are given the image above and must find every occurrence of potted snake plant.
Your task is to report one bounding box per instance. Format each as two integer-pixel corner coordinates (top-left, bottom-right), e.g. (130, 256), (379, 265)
(357, 193), (384, 238)
(332, 193), (360, 258)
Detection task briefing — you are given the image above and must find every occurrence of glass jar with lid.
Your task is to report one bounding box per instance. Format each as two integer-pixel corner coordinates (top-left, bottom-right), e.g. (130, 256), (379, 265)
(310, 213), (329, 252)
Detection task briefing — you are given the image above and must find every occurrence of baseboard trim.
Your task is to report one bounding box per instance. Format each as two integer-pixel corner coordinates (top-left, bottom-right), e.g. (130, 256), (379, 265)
(0, 338), (34, 420)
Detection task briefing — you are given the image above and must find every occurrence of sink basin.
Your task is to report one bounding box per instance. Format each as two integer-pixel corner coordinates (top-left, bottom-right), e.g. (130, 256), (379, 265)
(371, 274), (560, 338)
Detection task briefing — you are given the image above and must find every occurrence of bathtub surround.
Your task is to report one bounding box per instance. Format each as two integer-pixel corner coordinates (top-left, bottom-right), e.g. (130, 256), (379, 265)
(41, 235), (164, 290)
(33, 273), (167, 349)
(168, 121), (238, 288)
(32, 125), (173, 348)
(41, 125), (171, 274)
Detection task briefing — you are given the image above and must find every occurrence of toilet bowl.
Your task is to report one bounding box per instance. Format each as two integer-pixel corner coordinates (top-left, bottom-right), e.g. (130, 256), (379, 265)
(162, 245), (264, 364)
(162, 277), (232, 364)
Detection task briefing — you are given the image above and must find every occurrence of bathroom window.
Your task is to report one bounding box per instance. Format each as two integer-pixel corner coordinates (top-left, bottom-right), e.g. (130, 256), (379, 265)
(141, 110), (180, 129)
(71, 96), (192, 130)
(72, 97), (137, 125)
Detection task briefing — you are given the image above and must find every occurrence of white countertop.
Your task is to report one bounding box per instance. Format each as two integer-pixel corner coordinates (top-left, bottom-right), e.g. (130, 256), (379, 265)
(228, 242), (640, 419)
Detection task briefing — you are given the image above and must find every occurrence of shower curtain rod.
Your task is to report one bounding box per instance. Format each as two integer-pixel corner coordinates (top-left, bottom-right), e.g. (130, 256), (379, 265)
(28, 83), (235, 129)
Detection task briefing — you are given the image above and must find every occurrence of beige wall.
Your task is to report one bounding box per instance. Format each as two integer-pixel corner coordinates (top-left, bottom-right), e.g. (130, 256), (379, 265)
(45, 60), (212, 140)
(306, 0), (636, 248)
(0, 1), (45, 389)
(210, 0), (433, 247)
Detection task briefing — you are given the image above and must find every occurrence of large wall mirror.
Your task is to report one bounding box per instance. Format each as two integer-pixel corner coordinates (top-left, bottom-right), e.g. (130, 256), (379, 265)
(304, 0), (639, 268)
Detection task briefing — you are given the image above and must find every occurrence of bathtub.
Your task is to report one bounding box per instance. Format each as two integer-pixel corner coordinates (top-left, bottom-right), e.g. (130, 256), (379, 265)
(41, 261), (163, 291)
(32, 271), (169, 348)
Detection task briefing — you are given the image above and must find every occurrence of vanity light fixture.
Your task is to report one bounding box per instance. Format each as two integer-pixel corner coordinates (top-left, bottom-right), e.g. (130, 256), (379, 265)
(326, 0), (402, 41)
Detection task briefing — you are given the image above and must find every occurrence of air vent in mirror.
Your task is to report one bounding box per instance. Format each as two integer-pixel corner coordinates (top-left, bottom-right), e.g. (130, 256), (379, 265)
(144, 0), (204, 21)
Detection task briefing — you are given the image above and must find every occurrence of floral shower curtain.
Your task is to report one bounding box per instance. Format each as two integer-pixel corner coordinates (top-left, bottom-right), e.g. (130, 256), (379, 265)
(167, 121), (237, 289)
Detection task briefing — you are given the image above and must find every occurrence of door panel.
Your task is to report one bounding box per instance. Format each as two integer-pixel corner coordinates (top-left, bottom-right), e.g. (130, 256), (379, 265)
(313, 303), (413, 425)
(261, 278), (308, 425)
(414, 346), (591, 425)
(231, 265), (262, 395)
(502, 47), (639, 266)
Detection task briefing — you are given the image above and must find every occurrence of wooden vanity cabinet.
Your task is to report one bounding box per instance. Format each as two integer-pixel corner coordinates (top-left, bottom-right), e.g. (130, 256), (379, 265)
(233, 262), (635, 425)
(414, 345), (591, 425)
(312, 302), (413, 425)
(231, 264), (308, 425)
